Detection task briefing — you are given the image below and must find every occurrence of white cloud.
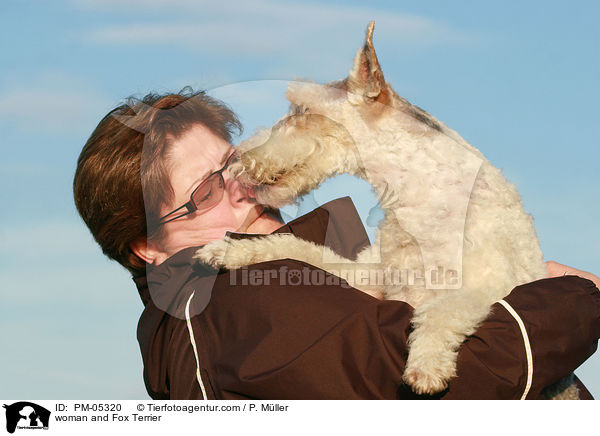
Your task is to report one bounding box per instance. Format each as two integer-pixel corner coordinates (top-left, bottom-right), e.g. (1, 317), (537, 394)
(0, 219), (131, 301)
(84, 10), (470, 50)
(0, 220), (97, 259)
(0, 70), (112, 136)
(76, 0), (475, 79)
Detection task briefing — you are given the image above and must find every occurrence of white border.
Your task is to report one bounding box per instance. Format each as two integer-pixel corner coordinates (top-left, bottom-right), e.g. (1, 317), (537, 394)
(497, 299), (533, 400)
(185, 291), (208, 400)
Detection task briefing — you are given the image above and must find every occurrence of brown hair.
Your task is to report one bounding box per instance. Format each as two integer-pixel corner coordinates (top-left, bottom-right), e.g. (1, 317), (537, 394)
(73, 87), (242, 276)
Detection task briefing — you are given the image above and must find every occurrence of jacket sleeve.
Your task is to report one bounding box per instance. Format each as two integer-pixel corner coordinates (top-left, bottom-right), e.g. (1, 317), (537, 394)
(442, 275), (600, 399)
(203, 261), (600, 399)
(201, 260), (413, 399)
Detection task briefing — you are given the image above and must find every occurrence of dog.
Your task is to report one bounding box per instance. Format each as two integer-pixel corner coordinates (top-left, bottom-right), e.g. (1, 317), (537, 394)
(194, 22), (578, 399)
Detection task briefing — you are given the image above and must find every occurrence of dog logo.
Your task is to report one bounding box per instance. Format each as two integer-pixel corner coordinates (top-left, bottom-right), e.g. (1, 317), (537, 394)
(3, 402), (50, 434)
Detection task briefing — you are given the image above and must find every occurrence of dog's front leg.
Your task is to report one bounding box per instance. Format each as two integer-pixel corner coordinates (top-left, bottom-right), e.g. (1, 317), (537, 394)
(194, 234), (383, 299)
(194, 233), (349, 271)
(403, 291), (495, 395)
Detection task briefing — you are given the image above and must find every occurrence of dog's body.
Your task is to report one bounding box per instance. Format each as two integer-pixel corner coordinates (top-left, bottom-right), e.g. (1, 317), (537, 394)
(194, 22), (577, 398)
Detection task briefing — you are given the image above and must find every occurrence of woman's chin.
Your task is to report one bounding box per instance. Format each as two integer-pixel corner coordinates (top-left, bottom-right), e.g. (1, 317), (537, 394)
(243, 206), (284, 234)
(235, 205), (263, 233)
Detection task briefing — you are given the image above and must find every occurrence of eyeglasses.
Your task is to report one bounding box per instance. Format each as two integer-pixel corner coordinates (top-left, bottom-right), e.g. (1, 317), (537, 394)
(159, 151), (238, 225)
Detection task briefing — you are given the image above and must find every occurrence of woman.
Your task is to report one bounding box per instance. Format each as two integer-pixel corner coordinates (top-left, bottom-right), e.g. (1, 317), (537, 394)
(74, 88), (600, 399)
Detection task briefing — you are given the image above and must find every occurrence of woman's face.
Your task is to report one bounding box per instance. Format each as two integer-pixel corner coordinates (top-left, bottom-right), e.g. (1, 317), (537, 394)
(136, 123), (283, 265)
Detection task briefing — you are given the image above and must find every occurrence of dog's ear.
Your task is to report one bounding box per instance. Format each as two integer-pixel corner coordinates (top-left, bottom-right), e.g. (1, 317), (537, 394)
(348, 21), (386, 100)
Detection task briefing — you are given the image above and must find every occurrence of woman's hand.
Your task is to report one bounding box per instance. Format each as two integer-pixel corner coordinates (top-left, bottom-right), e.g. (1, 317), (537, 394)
(546, 260), (600, 290)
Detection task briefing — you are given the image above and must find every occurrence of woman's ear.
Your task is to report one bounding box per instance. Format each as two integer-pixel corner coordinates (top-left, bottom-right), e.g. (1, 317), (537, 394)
(130, 238), (164, 265)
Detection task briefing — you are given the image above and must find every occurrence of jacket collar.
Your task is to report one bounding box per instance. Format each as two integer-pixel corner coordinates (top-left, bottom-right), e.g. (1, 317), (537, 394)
(132, 196), (370, 307)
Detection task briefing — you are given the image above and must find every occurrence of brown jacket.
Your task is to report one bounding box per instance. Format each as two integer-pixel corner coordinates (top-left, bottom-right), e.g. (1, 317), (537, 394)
(134, 197), (600, 399)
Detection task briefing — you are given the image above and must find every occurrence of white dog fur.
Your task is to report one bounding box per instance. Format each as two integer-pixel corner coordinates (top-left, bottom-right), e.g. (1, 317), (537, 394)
(194, 22), (577, 399)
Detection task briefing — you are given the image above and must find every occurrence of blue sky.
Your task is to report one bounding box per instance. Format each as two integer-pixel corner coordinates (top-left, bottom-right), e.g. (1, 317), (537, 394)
(1, 0), (598, 399)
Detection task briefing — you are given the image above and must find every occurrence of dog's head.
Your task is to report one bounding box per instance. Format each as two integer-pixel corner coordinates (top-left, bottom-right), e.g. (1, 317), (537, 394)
(285, 22), (447, 146)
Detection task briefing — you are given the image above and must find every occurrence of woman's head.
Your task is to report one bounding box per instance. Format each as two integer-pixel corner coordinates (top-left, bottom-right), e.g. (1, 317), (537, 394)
(74, 88), (281, 276)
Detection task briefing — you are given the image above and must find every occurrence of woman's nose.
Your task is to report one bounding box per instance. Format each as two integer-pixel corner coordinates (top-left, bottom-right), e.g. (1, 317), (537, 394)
(224, 175), (255, 204)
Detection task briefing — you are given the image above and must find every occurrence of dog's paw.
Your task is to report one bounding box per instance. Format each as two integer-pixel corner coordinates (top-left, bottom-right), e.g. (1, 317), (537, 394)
(402, 364), (450, 395)
(193, 238), (232, 269)
(403, 341), (457, 395)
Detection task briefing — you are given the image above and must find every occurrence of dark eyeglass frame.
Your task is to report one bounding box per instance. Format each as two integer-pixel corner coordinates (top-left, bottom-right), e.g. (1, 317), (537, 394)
(158, 151), (238, 225)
